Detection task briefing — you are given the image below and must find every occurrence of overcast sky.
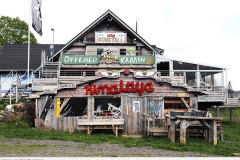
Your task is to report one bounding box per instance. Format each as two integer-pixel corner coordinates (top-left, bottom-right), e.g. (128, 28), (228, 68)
(1, 0), (240, 90)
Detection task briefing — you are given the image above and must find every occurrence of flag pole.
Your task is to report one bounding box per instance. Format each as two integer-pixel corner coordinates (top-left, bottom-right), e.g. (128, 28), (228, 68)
(27, 0), (31, 84)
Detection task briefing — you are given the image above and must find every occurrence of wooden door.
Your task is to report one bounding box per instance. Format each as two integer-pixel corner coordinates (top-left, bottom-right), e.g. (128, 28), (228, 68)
(122, 96), (146, 135)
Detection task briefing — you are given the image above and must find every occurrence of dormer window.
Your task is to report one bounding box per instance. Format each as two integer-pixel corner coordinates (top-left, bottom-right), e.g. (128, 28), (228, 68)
(120, 49), (126, 55)
(97, 48), (103, 55)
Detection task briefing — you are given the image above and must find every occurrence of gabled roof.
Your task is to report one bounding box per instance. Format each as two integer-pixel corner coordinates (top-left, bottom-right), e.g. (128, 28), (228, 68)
(49, 9), (164, 61)
(0, 44), (64, 71)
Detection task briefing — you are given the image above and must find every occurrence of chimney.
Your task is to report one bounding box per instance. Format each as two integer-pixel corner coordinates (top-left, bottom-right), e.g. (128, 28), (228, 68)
(49, 44), (54, 56)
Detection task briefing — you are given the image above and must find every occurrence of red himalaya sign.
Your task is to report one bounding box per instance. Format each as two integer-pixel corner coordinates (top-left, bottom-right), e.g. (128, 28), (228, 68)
(84, 80), (154, 96)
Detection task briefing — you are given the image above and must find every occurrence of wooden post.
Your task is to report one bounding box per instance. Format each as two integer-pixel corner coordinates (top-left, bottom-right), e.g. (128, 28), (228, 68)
(208, 121), (213, 143)
(216, 106), (220, 117)
(35, 99), (39, 127)
(210, 120), (218, 145)
(56, 98), (61, 117)
(144, 116), (146, 134)
(87, 125), (90, 134)
(230, 108), (232, 122)
(170, 119), (176, 142)
(180, 118), (187, 144)
(69, 116), (73, 134)
(204, 129), (208, 141)
(147, 118), (150, 136)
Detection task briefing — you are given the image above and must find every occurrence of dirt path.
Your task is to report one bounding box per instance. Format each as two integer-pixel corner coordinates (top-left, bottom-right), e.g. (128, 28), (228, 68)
(0, 136), (213, 157)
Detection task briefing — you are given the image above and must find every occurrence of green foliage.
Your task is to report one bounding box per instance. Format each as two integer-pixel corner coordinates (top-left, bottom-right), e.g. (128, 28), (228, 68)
(0, 16), (38, 46)
(0, 100), (12, 110)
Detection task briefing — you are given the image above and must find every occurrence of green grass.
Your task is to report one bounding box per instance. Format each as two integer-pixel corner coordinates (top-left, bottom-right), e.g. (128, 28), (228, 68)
(1, 107), (240, 157)
(0, 120), (240, 156)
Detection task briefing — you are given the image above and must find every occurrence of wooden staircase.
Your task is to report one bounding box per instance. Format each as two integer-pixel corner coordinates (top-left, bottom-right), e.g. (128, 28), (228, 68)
(223, 97), (240, 108)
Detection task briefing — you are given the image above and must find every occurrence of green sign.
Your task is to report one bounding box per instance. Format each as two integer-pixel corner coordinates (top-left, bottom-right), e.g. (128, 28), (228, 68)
(119, 56), (155, 65)
(62, 55), (100, 65)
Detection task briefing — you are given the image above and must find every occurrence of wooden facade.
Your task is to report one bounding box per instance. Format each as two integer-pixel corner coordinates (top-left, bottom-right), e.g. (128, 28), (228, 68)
(32, 10), (227, 139)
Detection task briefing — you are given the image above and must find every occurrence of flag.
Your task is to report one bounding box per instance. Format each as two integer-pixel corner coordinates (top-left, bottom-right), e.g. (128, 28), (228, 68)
(32, 0), (43, 36)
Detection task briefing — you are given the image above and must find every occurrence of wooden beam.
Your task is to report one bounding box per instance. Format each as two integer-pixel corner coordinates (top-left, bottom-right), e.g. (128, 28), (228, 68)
(180, 119), (187, 144)
(180, 98), (190, 109)
(164, 99), (189, 104)
(78, 119), (124, 125)
(211, 120), (218, 145)
(186, 120), (194, 128)
(60, 97), (70, 111)
(170, 119), (176, 142)
(56, 98), (61, 117)
(200, 120), (212, 130)
(178, 93), (190, 97)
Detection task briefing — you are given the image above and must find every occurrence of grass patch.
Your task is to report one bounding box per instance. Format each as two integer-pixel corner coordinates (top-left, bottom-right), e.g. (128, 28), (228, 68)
(0, 143), (49, 155)
(0, 121), (240, 156)
(1, 107), (240, 157)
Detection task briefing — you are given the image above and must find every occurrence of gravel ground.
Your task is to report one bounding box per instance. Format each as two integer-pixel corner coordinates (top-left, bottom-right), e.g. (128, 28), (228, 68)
(0, 136), (214, 157)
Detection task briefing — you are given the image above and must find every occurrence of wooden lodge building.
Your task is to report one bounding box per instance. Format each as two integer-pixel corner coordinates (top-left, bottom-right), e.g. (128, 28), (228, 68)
(31, 10), (234, 138)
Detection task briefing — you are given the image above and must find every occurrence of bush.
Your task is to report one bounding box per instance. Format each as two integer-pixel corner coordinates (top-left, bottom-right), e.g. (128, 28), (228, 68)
(0, 100), (35, 127)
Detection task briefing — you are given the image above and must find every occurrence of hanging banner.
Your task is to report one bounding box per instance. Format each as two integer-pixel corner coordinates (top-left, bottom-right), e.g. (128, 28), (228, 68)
(95, 32), (127, 43)
(62, 55), (100, 65)
(119, 56), (155, 65)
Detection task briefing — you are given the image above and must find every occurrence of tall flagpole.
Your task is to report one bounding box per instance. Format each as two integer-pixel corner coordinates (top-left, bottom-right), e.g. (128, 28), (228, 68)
(27, 0), (31, 84)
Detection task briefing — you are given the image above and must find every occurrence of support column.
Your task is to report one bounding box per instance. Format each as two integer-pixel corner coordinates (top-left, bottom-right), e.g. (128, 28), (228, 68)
(180, 119), (187, 144)
(116, 126), (118, 137)
(208, 121), (213, 143)
(210, 120), (218, 145)
(170, 119), (176, 142)
(216, 106), (220, 117)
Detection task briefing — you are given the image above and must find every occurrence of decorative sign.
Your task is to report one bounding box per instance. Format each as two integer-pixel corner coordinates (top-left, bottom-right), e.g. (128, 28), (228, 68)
(95, 32), (127, 43)
(134, 69), (157, 78)
(119, 56), (155, 65)
(101, 49), (119, 64)
(133, 101), (140, 112)
(127, 48), (135, 54)
(96, 69), (120, 78)
(155, 78), (171, 82)
(43, 89), (57, 94)
(58, 83), (76, 89)
(84, 80), (154, 96)
(62, 55), (100, 65)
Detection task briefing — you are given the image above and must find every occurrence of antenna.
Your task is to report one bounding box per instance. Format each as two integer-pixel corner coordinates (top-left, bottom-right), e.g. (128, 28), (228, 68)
(136, 17), (138, 33)
(136, 17), (139, 34)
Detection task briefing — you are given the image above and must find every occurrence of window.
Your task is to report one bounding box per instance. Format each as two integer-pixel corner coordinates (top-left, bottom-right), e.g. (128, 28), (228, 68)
(133, 101), (140, 112)
(59, 97), (87, 117)
(97, 48), (103, 55)
(94, 97), (121, 116)
(120, 49), (126, 55)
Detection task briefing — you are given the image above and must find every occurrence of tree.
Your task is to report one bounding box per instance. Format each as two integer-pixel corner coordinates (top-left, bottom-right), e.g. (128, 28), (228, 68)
(228, 81), (236, 96)
(0, 16), (38, 46)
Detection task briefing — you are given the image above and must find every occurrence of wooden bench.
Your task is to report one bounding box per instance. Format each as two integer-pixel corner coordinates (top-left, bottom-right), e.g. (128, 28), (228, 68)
(78, 119), (124, 137)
